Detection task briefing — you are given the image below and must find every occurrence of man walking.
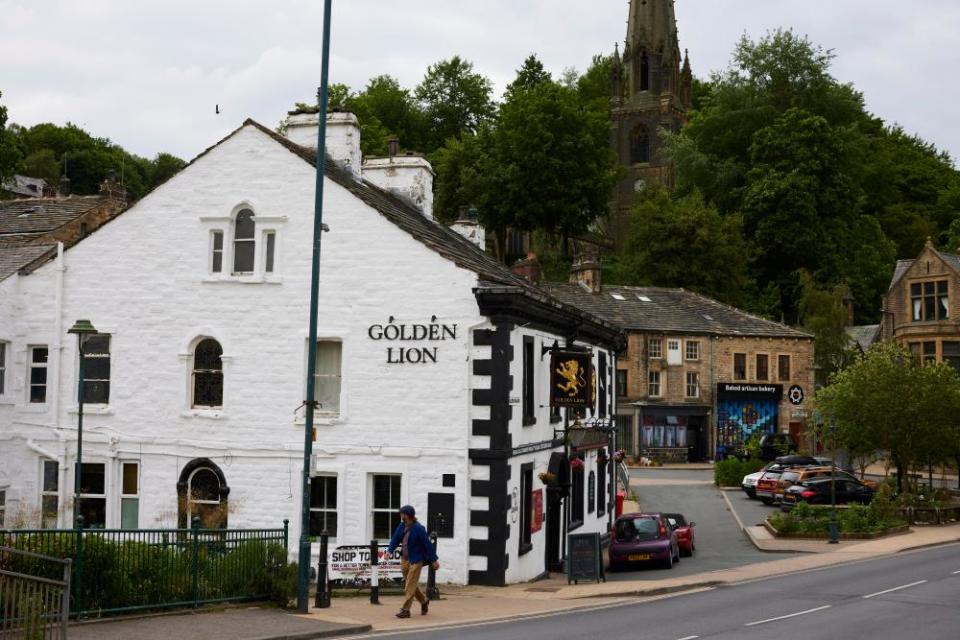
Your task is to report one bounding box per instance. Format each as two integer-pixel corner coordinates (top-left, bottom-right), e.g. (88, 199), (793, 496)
(387, 505), (439, 618)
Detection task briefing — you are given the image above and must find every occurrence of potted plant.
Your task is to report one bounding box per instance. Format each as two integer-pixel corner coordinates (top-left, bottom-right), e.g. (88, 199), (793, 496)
(538, 471), (557, 485)
(570, 458), (585, 471)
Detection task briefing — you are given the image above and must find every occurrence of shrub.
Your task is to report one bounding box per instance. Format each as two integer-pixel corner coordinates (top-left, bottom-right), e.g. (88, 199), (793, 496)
(714, 458), (765, 487)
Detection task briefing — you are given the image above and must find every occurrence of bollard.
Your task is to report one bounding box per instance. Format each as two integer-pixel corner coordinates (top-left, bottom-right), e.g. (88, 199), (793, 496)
(369, 539), (380, 605)
(314, 531), (331, 608)
(426, 530), (440, 601)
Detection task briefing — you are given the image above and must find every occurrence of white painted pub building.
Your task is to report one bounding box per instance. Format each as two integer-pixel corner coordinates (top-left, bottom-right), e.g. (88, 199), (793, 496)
(0, 110), (623, 585)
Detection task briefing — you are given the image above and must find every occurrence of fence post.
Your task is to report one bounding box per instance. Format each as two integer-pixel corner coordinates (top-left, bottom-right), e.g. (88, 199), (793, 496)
(426, 530), (439, 601)
(61, 557), (73, 637)
(369, 539), (380, 605)
(283, 519), (290, 551)
(314, 531), (330, 609)
(191, 516), (201, 608)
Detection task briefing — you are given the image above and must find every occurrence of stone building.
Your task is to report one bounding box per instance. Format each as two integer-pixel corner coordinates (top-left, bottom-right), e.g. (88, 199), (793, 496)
(879, 239), (960, 370)
(543, 263), (815, 462)
(608, 0), (693, 244)
(0, 111), (623, 586)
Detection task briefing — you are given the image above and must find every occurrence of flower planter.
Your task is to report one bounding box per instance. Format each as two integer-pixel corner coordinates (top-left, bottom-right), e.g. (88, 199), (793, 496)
(764, 519), (911, 540)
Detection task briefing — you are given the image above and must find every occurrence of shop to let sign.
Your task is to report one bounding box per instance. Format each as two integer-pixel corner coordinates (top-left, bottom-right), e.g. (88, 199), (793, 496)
(328, 545), (404, 584)
(550, 352), (593, 407)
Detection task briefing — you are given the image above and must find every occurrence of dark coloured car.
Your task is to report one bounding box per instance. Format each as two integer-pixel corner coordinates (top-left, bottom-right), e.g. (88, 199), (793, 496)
(608, 513), (680, 571)
(781, 477), (875, 510)
(742, 456), (821, 499)
(664, 513), (696, 556)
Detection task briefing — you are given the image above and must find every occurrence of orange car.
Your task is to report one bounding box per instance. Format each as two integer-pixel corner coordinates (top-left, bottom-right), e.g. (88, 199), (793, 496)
(776, 467), (878, 503)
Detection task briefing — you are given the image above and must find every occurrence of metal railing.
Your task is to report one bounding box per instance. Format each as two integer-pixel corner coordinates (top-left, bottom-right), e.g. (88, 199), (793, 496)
(0, 546), (71, 639)
(0, 520), (288, 617)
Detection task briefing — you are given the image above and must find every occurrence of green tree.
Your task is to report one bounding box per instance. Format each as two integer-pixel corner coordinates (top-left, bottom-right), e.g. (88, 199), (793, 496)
(355, 75), (427, 152)
(797, 271), (855, 387)
(621, 187), (750, 305)
(20, 148), (59, 185)
(415, 56), (496, 152)
(149, 152), (186, 187)
(0, 91), (22, 182)
(816, 341), (960, 493)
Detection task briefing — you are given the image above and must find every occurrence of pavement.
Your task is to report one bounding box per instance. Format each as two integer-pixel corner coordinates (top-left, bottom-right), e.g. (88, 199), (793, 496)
(65, 466), (960, 639)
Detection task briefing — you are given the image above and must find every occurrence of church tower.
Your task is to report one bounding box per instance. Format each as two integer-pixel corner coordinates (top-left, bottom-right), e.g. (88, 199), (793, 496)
(609, 0), (692, 243)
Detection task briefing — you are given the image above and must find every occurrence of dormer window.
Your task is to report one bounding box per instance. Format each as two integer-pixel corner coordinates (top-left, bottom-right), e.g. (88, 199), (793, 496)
(911, 281), (948, 322)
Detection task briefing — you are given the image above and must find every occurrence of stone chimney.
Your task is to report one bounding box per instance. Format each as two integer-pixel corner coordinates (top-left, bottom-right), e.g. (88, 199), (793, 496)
(285, 109), (362, 180)
(570, 256), (601, 293)
(449, 206), (486, 250)
(58, 174), (71, 197)
(511, 252), (542, 284)
(98, 171), (127, 204)
(362, 148), (435, 219)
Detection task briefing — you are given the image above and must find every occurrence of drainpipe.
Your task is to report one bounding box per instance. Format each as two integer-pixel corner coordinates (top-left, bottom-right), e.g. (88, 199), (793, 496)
(709, 336), (717, 460)
(52, 243), (65, 429)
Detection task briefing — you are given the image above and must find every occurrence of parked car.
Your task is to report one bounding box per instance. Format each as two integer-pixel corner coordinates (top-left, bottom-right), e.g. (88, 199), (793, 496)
(758, 433), (798, 461)
(781, 477), (875, 510)
(609, 513), (680, 571)
(742, 456), (820, 499)
(664, 513), (696, 556)
(776, 467), (878, 503)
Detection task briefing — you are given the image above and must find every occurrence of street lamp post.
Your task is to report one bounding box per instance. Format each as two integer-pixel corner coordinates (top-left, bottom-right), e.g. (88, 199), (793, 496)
(828, 419), (839, 544)
(298, 0), (335, 613)
(68, 319), (98, 529)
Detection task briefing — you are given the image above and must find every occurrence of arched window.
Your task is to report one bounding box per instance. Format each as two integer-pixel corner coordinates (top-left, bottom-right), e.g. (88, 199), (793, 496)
(232, 209), (255, 274)
(192, 338), (223, 408)
(640, 53), (650, 91)
(630, 125), (651, 164)
(177, 459), (229, 528)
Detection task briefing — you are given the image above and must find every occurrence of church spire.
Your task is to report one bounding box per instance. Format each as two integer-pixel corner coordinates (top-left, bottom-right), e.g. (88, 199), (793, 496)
(626, 0), (680, 59)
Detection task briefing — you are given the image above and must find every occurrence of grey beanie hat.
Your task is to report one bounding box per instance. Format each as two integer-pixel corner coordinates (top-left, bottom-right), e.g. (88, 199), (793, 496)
(399, 505), (416, 517)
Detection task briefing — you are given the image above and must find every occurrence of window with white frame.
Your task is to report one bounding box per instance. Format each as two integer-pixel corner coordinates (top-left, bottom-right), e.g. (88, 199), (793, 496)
(314, 341), (342, 417)
(120, 462), (139, 529)
(0, 341), (7, 395)
(310, 475), (338, 537)
(29, 346), (49, 403)
(81, 334), (111, 404)
(210, 230), (224, 273)
(77, 462), (106, 529)
(648, 370), (661, 397)
(371, 474), (401, 541)
(232, 209), (256, 274)
(41, 460), (58, 529)
(648, 338), (662, 359)
(686, 341), (700, 361)
(192, 338), (224, 408)
(686, 372), (700, 398)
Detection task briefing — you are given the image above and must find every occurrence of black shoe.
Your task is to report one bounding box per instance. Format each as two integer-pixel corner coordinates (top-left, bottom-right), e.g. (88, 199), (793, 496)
(396, 609), (411, 619)
(421, 600), (429, 616)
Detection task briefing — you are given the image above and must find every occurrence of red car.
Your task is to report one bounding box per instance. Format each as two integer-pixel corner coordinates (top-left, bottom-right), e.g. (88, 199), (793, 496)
(664, 513), (695, 556)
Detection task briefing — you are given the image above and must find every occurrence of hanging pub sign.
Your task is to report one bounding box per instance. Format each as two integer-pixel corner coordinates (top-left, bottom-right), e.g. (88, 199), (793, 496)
(550, 351), (593, 407)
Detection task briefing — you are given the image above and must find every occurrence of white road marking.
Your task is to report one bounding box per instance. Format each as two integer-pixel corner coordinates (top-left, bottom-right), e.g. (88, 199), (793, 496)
(676, 636), (700, 640)
(862, 580), (928, 599)
(744, 605), (832, 627)
(952, 570), (960, 575)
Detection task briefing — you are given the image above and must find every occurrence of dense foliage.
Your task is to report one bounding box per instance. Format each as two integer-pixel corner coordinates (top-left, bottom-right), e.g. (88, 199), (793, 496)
(768, 499), (906, 536)
(0, 95), (186, 202)
(714, 457), (765, 487)
(816, 342), (960, 492)
(666, 29), (957, 322)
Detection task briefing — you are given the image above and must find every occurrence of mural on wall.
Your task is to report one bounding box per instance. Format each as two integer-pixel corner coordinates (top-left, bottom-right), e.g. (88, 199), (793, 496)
(716, 399), (778, 450)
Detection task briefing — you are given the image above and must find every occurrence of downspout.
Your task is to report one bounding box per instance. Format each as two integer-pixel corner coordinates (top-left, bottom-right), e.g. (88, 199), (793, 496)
(52, 242), (65, 429)
(710, 336), (717, 460)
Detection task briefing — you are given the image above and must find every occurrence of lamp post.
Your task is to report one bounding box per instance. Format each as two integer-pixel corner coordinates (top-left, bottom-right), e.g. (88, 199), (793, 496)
(68, 319), (97, 529)
(828, 418), (839, 544)
(298, 0), (335, 613)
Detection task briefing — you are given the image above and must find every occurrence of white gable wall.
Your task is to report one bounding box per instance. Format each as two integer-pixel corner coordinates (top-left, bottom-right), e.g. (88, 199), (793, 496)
(0, 125), (484, 582)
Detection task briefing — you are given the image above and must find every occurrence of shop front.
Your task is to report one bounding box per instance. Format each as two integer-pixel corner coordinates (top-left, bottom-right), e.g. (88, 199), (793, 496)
(635, 404), (712, 463)
(715, 383), (782, 458)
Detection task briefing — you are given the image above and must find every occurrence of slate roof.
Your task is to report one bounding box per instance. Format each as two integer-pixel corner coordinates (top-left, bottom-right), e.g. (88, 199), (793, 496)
(0, 195), (111, 237)
(0, 244), (56, 281)
(539, 283), (812, 339)
(845, 324), (880, 352)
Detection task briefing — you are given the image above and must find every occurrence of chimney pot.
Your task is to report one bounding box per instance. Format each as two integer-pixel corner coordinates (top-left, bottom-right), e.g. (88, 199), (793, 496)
(388, 137), (399, 157)
(511, 252), (542, 284)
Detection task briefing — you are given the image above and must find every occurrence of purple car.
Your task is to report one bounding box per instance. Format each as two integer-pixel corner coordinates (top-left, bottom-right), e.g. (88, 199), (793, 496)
(608, 512), (680, 571)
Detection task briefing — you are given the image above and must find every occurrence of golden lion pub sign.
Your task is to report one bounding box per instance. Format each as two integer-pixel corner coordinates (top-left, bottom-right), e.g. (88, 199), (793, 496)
(550, 352), (593, 408)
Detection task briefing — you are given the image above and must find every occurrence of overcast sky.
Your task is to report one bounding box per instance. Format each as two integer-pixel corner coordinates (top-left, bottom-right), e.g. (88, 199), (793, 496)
(2, 0), (957, 163)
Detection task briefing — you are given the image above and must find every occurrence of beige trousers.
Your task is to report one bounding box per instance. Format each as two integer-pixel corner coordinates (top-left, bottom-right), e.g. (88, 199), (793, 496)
(400, 559), (427, 610)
